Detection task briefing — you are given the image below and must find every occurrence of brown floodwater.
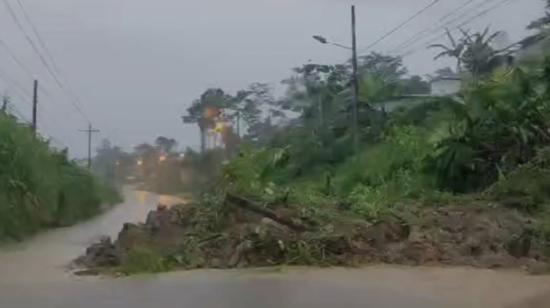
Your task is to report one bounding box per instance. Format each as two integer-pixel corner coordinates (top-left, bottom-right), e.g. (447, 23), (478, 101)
(0, 187), (549, 308)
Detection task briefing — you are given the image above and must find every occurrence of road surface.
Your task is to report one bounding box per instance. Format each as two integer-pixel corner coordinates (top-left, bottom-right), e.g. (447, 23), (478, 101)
(0, 187), (549, 308)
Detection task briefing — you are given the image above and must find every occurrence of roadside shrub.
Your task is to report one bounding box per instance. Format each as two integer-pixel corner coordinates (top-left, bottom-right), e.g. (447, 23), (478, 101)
(426, 65), (550, 193)
(491, 147), (550, 212)
(221, 146), (290, 198)
(332, 125), (434, 195)
(120, 246), (171, 274)
(0, 113), (121, 241)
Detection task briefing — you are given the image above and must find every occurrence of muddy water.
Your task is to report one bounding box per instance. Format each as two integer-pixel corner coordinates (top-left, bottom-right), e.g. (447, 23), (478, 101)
(1, 188), (550, 308)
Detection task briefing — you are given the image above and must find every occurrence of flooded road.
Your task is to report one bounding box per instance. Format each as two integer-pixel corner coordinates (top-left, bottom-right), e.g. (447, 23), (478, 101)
(1, 188), (550, 308)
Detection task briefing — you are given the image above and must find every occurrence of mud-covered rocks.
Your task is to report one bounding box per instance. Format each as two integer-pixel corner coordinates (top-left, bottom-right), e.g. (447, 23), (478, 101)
(75, 236), (119, 268)
(75, 199), (549, 275)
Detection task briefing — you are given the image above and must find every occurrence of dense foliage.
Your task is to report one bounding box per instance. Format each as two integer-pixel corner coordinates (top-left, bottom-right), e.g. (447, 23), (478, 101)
(0, 113), (121, 241)
(181, 18), (550, 225)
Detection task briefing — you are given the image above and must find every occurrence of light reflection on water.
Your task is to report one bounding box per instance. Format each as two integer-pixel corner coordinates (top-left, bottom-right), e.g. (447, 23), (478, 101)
(135, 190), (147, 205)
(134, 189), (185, 209)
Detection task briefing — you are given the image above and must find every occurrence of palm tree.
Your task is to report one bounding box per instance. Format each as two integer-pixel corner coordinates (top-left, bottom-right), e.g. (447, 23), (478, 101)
(459, 28), (511, 77)
(430, 27), (513, 79)
(527, 0), (550, 30)
(182, 88), (229, 153)
(429, 29), (465, 73)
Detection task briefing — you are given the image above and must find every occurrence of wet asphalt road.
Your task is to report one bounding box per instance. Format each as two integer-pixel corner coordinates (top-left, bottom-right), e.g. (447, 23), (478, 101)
(1, 188), (549, 308)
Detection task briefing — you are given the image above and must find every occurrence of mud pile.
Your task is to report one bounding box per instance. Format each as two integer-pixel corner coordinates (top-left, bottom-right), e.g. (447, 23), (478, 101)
(75, 195), (549, 274)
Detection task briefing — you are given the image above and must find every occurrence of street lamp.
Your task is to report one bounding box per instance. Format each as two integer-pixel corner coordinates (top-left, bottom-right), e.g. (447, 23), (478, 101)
(312, 35), (352, 50)
(312, 6), (360, 154)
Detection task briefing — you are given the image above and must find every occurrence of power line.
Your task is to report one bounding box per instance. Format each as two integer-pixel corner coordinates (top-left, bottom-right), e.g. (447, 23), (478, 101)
(390, 0), (481, 52)
(0, 65), (32, 101)
(0, 38), (33, 78)
(4, 85), (72, 149)
(7, 103), (30, 123)
(1, 0), (56, 80)
(2, 0), (91, 123)
(0, 68), (75, 149)
(397, 0), (517, 58)
(0, 38), (54, 97)
(437, 0), (478, 23)
(391, 0), (501, 54)
(14, 0), (61, 75)
(358, 0), (444, 53)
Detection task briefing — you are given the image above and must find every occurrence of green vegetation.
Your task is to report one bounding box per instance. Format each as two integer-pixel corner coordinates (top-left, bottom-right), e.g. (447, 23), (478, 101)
(187, 22), (550, 221)
(80, 10), (550, 274)
(173, 21), (550, 268)
(120, 246), (171, 274)
(0, 112), (121, 242)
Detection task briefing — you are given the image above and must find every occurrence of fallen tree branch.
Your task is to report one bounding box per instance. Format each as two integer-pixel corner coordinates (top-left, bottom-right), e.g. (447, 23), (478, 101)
(225, 193), (310, 232)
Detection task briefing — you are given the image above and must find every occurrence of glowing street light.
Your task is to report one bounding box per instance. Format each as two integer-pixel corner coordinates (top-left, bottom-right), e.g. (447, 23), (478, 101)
(213, 121), (225, 134)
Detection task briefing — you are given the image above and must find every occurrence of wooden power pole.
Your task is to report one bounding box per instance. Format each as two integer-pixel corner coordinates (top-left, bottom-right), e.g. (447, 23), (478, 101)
(79, 124), (100, 169)
(32, 79), (38, 135)
(351, 5), (359, 155)
(1, 95), (8, 112)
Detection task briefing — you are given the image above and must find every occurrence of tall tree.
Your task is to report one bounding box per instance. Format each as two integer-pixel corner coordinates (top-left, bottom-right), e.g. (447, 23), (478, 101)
(399, 75), (430, 95)
(94, 139), (129, 185)
(527, 0), (550, 30)
(227, 83), (283, 140)
(357, 52), (407, 83)
(430, 27), (513, 78)
(183, 88), (232, 153)
(155, 136), (177, 154)
(460, 28), (512, 77)
(356, 53), (410, 103)
(429, 29), (466, 73)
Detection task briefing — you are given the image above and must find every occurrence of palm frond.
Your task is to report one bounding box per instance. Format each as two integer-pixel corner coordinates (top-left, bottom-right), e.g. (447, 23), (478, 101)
(445, 28), (457, 48)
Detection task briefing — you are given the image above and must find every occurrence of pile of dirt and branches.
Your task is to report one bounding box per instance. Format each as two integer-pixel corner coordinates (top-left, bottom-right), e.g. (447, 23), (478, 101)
(75, 194), (550, 275)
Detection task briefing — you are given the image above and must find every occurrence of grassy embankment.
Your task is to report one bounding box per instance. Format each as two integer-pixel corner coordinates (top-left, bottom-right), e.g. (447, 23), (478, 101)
(0, 112), (121, 242)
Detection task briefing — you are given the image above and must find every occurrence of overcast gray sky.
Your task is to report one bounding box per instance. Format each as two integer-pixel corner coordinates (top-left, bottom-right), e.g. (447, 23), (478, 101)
(0, 0), (545, 157)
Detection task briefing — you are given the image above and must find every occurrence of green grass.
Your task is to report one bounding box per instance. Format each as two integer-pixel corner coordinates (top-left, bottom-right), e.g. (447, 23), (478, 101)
(0, 113), (122, 241)
(119, 246), (171, 274)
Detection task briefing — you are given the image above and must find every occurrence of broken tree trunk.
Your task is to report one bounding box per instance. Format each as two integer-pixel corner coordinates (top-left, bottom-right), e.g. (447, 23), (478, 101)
(225, 193), (310, 232)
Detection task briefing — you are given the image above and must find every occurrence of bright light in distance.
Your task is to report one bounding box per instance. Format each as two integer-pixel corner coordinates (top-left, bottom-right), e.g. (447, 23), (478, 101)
(213, 122), (224, 133)
(159, 155), (167, 162)
(137, 159), (143, 166)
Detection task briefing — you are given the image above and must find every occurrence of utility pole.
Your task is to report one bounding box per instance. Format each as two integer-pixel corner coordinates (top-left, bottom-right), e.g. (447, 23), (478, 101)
(79, 124), (100, 169)
(318, 92), (324, 127)
(235, 111), (241, 137)
(1, 95), (8, 112)
(351, 5), (359, 154)
(32, 79), (38, 135)
(312, 5), (361, 153)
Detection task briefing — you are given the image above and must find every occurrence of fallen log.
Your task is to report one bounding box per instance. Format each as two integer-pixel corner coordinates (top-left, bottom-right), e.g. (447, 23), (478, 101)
(225, 193), (310, 232)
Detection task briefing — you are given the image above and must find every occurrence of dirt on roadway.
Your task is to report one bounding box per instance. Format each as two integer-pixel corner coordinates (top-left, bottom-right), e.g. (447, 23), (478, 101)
(1, 188), (550, 308)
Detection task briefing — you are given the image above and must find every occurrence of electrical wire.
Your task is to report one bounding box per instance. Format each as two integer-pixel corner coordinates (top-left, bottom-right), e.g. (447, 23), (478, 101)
(396, 0), (517, 58)
(0, 38), (54, 97)
(14, 0), (61, 75)
(0, 66), (32, 101)
(391, 0), (502, 54)
(390, 0), (482, 52)
(2, 0), (91, 123)
(358, 0), (444, 53)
